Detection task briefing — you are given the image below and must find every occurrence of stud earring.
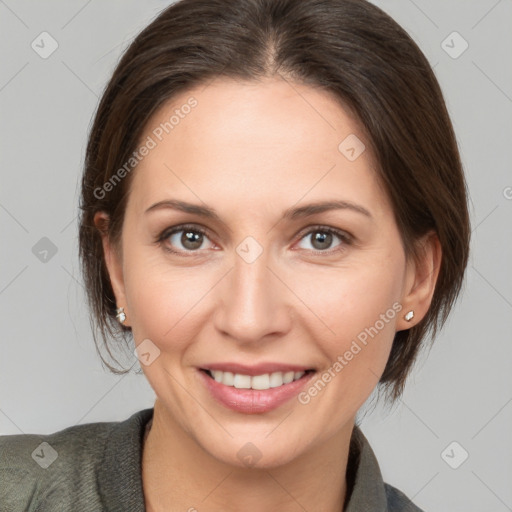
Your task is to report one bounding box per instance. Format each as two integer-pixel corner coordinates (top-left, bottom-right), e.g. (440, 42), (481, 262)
(404, 310), (414, 322)
(116, 307), (126, 324)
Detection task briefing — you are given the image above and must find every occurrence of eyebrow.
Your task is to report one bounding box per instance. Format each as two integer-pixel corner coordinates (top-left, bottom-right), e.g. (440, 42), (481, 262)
(283, 200), (372, 220)
(144, 199), (373, 222)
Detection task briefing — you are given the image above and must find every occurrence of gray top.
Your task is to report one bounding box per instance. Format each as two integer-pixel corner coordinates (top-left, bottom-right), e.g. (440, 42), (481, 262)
(0, 408), (424, 511)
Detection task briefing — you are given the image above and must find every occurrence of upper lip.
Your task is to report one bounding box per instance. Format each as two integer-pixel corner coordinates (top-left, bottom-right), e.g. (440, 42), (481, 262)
(199, 362), (315, 376)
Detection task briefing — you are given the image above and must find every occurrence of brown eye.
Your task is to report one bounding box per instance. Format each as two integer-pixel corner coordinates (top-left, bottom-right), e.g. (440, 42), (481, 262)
(310, 231), (334, 251)
(158, 224), (214, 254)
(296, 227), (352, 254)
(174, 229), (205, 250)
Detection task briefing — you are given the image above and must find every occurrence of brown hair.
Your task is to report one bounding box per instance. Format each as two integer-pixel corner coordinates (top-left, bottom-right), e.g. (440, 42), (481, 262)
(78, 0), (470, 404)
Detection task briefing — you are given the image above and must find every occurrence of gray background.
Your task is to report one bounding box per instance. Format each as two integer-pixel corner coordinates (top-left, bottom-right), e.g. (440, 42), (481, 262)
(1, 1), (511, 510)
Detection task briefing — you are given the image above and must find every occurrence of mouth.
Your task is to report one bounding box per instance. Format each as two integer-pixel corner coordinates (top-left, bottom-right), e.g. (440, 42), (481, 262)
(197, 361), (318, 413)
(199, 368), (316, 391)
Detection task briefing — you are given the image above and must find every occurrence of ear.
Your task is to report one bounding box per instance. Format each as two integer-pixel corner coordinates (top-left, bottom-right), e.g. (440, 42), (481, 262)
(93, 211), (130, 327)
(396, 231), (442, 331)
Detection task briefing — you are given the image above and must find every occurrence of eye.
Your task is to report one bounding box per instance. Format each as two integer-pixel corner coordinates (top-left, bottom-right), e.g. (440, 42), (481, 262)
(295, 226), (352, 254)
(157, 224), (215, 254)
(157, 224), (353, 256)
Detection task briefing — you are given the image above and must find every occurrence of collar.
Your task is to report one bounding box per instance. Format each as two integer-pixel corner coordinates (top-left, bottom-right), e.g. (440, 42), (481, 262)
(98, 408), (389, 511)
(344, 423), (389, 510)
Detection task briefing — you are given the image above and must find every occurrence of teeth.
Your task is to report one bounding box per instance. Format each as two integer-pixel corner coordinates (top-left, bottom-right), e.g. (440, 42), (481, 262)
(251, 374), (270, 390)
(233, 374), (251, 389)
(222, 371), (234, 386)
(283, 371), (295, 384)
(269, 372), (283, 388)
(207, 369), (307, 390)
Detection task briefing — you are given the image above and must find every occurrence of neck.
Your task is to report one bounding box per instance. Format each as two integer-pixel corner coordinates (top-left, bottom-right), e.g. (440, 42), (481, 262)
(142, 399), (354, 512)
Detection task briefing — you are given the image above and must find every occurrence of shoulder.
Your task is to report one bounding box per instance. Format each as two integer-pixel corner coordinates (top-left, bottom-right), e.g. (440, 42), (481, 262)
(0, 420), (113, 511)
(345, 425), (426, 512)
(0, 408), (152, 512)
(385, 483), (426, 512)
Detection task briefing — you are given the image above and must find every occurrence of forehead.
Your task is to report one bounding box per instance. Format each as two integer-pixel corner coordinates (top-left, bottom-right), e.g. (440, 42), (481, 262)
(127, 77), (389, 219)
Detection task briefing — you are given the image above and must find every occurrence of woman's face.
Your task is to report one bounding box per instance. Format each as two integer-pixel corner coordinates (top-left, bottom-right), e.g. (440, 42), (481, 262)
(99, 77), (427, 468)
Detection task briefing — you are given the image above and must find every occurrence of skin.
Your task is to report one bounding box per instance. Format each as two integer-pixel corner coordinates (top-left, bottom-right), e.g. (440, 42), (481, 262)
(95, 76), (441, 512)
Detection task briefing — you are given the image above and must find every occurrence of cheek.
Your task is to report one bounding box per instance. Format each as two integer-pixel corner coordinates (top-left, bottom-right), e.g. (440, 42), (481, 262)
(123, 224), (405, 370)
(303, 254), (404, 367)
(122, 246), (216, 348)
(293, 267), (403, 420)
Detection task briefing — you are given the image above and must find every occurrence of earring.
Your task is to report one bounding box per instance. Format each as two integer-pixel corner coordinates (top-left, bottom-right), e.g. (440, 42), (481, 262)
(116, 307), (126, 324)
(404, 310), (414, 322)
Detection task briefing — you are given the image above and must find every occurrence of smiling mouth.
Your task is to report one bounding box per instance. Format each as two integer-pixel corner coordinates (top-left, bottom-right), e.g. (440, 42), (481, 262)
(200, 368), (316, 390)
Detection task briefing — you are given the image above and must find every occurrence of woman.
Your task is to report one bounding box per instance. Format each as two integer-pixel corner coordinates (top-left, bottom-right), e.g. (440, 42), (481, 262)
(0, 0), (470, 510)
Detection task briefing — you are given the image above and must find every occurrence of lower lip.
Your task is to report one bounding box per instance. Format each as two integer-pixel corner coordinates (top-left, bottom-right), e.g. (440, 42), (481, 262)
(198, 369), (315, 414)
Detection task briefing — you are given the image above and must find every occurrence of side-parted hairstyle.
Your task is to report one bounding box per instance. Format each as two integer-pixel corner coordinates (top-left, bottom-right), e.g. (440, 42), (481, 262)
(78, 0), (471, 404)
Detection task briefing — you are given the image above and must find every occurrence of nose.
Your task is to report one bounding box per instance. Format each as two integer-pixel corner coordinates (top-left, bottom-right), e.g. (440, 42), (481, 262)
(213, 245), (293, 345)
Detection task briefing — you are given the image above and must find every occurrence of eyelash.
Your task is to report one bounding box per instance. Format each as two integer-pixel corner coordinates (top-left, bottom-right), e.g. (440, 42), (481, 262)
(156, 223), (353, 257)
